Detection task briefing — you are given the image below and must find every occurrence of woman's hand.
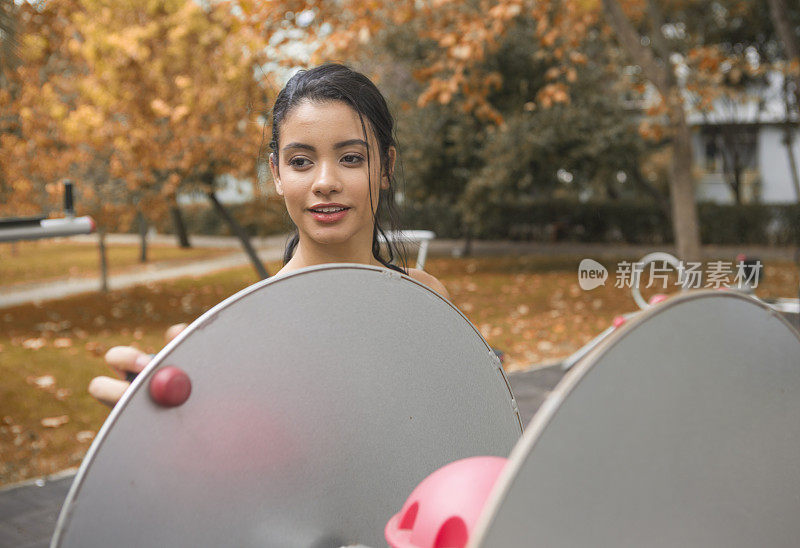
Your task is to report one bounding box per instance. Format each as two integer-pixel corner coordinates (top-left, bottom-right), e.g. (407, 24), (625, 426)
(88, 323), (187, 407)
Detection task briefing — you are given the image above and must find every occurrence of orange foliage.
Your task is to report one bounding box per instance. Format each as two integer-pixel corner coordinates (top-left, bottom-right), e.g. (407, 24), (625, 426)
(1, 0), (280, 226)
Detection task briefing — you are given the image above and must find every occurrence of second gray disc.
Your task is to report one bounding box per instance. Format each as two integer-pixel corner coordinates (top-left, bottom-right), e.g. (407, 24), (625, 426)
(472, 291), (800, 548)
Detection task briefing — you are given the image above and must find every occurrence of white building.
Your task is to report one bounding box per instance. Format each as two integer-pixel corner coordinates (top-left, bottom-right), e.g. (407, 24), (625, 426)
(176, 174), (257, 205)
(687, 72), (800, 204)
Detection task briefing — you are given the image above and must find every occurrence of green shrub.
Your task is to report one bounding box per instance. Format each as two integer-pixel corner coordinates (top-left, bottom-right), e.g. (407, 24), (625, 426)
(127, 197), (293, 237)
(110, 195), (799, 246)
(399, 199), (799, 245)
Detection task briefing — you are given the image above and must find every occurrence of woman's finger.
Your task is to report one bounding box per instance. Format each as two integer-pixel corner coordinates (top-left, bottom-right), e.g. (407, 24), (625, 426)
(165, 323), (188, 342)
(88, 376), (130, 408)
(104, 346), (149, 377)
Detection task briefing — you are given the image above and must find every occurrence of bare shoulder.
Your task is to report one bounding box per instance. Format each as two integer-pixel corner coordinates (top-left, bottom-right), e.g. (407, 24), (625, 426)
(406, 268), (450, 299)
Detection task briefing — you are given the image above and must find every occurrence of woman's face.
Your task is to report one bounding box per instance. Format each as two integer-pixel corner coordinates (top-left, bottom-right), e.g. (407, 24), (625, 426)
(269, 99), (394, 255)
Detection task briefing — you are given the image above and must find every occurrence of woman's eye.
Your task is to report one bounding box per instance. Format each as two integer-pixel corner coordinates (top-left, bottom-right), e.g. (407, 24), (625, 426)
(289, 157), (311, 168)
(342, 154), (364, 165)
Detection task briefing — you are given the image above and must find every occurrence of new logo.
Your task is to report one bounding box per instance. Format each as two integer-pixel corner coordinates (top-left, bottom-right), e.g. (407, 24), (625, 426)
(578, 259), (607, 290)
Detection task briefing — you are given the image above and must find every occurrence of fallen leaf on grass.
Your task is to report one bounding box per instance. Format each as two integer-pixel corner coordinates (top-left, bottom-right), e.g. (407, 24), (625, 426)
(76, 430), (95, 443)
(53, 337), (73, 348)
(84, 341), (106, 356)
(22, 338), (46, 350)
(41, 415), (69, 428)
(28, 375), (56, 389)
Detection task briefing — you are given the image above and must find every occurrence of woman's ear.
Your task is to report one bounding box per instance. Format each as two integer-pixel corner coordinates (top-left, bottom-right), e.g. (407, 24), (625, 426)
(381, 146), (396, 190)
(269, 153), (283, 196)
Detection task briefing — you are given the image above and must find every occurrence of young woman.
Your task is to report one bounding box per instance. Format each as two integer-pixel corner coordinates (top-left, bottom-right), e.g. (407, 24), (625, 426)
(90, 63), (448, 406)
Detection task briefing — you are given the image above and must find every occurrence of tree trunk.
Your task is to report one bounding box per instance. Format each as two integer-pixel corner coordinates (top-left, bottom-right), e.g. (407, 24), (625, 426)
(783, 125), (800, 202)
(98, 228), (109, 293)
(206, 191), (269, 279)
(0, 0), (20, 77)
(601, 0), (702, 261)
(137, 210), (148, 263)
(668, 103), (702, 261)
(720, 132), (743, 204)
(170, 202), (191, 248)
(733, 165), (742, 204)
(461, 222), (473, 257)
(767, 0), (800, 109)
(781, 81), (800, 202)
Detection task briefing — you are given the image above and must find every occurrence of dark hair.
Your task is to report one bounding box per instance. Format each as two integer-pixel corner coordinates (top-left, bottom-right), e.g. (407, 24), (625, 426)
(266, 63), (407, 273)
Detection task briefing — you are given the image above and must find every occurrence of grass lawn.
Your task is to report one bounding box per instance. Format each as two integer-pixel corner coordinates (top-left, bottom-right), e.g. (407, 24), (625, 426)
(0, 239), (232, 287)
(0, 254), (797, 485)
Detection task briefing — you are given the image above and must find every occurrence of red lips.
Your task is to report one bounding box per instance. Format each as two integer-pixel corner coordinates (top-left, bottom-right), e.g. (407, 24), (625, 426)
(308, 203), (350, 223)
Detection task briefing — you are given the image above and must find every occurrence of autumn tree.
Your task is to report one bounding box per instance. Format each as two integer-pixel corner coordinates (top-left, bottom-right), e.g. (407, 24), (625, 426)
(56, 0), (275, 274)
(371, 16), (657, 239)
(0, 0), (86, 218)
(1, 0), (293, 277)
(265, 0), (793, 260)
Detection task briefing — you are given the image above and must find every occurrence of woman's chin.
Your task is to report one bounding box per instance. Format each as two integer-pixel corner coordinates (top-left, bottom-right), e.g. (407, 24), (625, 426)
(305, 229), (354, 247)
(300, 228), (377, 259)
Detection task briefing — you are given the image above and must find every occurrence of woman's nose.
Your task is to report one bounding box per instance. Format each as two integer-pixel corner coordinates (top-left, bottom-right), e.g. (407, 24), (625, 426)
(311, 161), (342, 195)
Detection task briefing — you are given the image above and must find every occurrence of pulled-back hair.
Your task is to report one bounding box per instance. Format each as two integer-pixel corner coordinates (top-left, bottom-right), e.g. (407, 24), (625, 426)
(267, 63), (407, 272)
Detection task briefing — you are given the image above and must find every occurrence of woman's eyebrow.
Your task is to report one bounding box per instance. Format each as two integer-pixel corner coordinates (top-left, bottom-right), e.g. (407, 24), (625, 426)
(333, 138), (368, 149)
(282, 142), (314, 153)
(282, 139), (368, 153)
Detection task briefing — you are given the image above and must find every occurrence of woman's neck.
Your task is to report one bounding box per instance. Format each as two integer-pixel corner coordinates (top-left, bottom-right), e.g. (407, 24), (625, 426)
(280, 236), (382, 275)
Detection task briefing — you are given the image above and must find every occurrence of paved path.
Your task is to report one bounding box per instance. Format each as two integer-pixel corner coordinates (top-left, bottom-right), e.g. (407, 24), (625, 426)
(0, 249), (284, 309)
(0, 365), (566, 548)
(0, 235), (291, 309)
(3, 233), (796, 310)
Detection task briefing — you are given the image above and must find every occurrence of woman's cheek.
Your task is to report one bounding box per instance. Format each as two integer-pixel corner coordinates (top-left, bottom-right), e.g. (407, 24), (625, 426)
(282, 190), (303, 222)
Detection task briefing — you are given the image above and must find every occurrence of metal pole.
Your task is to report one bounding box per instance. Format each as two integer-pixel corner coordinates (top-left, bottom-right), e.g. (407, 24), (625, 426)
(98, 228), (109, 293)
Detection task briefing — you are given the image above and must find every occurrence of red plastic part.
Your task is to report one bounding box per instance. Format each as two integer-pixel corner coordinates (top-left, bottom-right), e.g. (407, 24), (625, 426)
(612, 315), (627, 328)
(149, 366), (191, 407)
(648, 293), (668, 305)
(385, 456), (507, 548)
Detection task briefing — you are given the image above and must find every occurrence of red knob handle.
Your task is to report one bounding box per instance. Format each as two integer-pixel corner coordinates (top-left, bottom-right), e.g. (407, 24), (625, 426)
(149, 366), (191, 407)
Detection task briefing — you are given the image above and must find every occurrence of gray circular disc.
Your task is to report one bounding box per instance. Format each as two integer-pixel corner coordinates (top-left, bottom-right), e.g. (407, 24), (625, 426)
(53, 264), (522, 548)
(471, 291), (800, 548)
